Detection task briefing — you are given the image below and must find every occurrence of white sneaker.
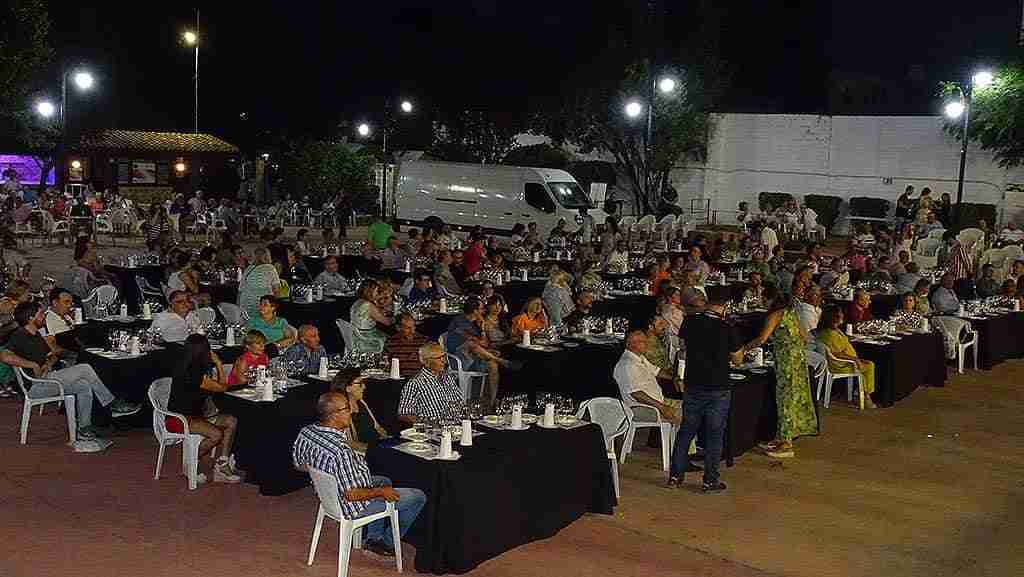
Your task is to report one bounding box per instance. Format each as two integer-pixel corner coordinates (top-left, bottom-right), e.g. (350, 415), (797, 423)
(72, 438), (113, 453)
(213, 460), (241, 483)
(228, 454), (246, 477)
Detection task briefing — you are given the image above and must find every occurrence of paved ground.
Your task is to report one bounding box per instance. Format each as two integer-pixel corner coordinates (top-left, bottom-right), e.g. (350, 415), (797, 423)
(2, 233), (1022, 577)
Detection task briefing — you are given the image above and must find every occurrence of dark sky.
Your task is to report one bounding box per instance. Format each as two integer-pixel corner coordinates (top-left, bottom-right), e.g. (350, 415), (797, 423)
(45, 0), (1023, 149)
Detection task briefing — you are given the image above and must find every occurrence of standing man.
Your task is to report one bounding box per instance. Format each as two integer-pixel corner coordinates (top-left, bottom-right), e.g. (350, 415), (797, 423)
(293, 391), (426, 558)
(667, 296), (737, 492)
(367, 213), (394, 250)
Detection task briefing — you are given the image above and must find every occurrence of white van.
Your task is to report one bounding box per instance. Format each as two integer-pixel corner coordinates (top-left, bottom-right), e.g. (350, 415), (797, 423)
(393, 160), (608, 236)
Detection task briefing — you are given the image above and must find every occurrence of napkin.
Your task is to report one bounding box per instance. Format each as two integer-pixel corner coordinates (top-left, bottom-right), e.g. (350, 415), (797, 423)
(226, 327), (235, 346)
(262, 378), (274, 401)
(460, 419), (473, 446)
(142, 303), (152, 320)
(439, 299), (448, 314)
(390, 357), (401, 379)
(543, 403), (555, 427)
(439, 431), (453, 458)
(318, 357), (329, 379)
(74, 308), (83, 324)
(522, 330), (531, 347)
(511, 406), (523, 429)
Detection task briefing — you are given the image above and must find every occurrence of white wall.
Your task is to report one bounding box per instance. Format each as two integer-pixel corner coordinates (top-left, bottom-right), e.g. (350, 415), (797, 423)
(683, 113), (1024, 226)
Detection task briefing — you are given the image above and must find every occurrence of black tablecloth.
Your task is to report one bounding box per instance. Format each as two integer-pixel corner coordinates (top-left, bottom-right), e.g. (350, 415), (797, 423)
(970, 312), (1024, 370)
(366, 425), (616, 574)
(722, 369), (780, 464)
(278, 297), (357, 354)
(500, 339), (623, 401)
(591, 295), (656, 326)
(104, 264), (164, 314)
(854, 332), (947, 406)
(198, 281), (239, 305)
(75, 318), (154, 348)
(495, 280), (547, 314)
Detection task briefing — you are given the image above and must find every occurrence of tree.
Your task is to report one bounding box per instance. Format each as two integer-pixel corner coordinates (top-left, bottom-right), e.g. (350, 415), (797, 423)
(942, 62), (1024, 168)
(0, 0), (55, 192)
(428, 109), (518, 164)
(501, 143), (569, 169)
(284, 141), (377, 212)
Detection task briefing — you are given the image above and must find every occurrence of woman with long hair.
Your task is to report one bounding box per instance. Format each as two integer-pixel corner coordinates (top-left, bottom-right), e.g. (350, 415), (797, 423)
(331, 369), (389, 452)
(482, 293), (511, 345)
(167, 333), (241, 484)
(349, 279), (392, 353)
(511, 296), (549, 339)
(237, 246), (286, 319)
(733, 284), (818, 458)
(542, 269), (575, 326)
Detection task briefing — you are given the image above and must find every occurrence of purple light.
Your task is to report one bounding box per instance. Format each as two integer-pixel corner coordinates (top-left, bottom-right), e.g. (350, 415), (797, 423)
(0, 154), (56, 186)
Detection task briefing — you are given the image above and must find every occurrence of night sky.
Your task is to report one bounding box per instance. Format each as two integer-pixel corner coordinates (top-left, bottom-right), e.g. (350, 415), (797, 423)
(38, 0), (1024, 150)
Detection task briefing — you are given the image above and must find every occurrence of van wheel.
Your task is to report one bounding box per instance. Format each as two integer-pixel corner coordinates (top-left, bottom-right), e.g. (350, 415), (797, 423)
(423, 216), (443, 232)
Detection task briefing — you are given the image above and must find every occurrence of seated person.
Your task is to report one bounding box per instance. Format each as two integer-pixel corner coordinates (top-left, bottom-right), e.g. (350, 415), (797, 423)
(604, 240), (630, 271)
(613, 330), (681, 425)
(930, 273), (960, 315)
(741, 271), (766, 305)
(44, 287), (82, 356)
(281, 324), (328, 375)
(562, 290), (595, 331)
(895, 262), (923, 294)
(541, 270), (575, 326)
(151, 290), (206, 343)
(293, 391), (425, 558)
(976, 264), (1000, 298)
(914, 278), (933, 316)
(7, 301), (140, 452)
(245, 295), (298, 356)
(378, 235), (407, 270)
(816, 306), (877, 408)
(1000, 278), (1017, 300)
(433, 250), (462, 296)
(397, 343), (465, 425)
(510, 297), (549, 339)
(313, 256), (352, 293)
(228, 330), (270, 386)
(864, 256), (893, 283)
(481, 294), (511, 345)
(846, 289), (874, 324)
(168, 334), (241, 483)
(679, 271), (707, 313)
(385, 313), (428, 377)
(891, 293), (925, 331)
(406, 271), (438, 307)
(446, 298), (515, 405)
(332, 370), (388, 451)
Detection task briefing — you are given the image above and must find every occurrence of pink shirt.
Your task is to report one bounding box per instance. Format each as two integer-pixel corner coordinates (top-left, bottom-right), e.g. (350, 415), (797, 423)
(227, 350), (269, 385)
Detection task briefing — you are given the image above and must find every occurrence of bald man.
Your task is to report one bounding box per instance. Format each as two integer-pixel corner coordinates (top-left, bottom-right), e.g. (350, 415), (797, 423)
(281, 324), (327, 374)
(293, 391), (426, 558)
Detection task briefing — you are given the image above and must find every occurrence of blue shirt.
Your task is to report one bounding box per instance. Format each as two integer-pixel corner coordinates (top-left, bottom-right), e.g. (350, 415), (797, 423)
(445, 315), (479, 353)
(407, 286), (437, 306)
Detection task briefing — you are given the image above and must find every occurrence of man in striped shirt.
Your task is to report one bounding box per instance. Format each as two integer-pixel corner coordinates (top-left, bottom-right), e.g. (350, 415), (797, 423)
(293, 391), (426, 558)
(398, 342), (463, 426)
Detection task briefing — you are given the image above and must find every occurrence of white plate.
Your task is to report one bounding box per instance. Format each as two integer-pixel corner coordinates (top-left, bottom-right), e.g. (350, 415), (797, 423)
(535, 420), (559, 429)
(435, 450), (461, 461)
(84, 347), (104, 353)
(563, 342), (579, 348)
(405, 442), (432, 453)
(400, 429), (429, 442)
(505, 423), (531, 431)
(729, 373), (747, 381)
(557, 416), (579, 426)
(520, 414), (538, 424)
(483, 415), (500, 424)
(750, 367), (769, 374)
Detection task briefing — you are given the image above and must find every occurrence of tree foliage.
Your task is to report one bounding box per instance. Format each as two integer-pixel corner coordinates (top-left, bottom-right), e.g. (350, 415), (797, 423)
(428, 110), (518, 164)
(0, 0), (56, 191)
(501, 143), (570, 169)
(942, 63), (1024, 168)
(284, 141), (377, 211)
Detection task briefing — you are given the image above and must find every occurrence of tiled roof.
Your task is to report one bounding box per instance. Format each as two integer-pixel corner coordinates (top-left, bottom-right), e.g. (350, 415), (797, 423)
(72, 130), (239, 153)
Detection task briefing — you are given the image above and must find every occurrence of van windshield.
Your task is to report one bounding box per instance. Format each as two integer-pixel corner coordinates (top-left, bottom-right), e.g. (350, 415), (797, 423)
(547, 182), (592, 209)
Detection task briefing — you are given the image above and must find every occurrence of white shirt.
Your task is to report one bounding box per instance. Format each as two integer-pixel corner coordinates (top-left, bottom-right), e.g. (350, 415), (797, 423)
(802, 207), (819, 231)
(45, 309), (73, 336)
(613, 349), (664, 407)
(166, 271), (187, 296)
(760, 227), (779, 255)
(794, 300), (821, 335)
(151, 311), (202, 343)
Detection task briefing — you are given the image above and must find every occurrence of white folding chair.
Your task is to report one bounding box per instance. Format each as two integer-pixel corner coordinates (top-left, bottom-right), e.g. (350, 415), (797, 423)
(217, 302), (246, 325)
(913, 238), (941, 270)
(951, 323), (979, 374)
(191, 307), (217, 327)
(619, 402), (673, 472)
(136, 276), (166, 304)
(927, 228), (946, 241)
(577, 397), (629, 499)
(148, 378), (213, 490)
(445, 353), (486, 401)
(80, 284), (119, 318)
(957, 228), (984, 250)
(336, 319), (357, 353)
(819, 343), (865, 410)
(306, 468), (402, 577)
(13, 367), (77, 445)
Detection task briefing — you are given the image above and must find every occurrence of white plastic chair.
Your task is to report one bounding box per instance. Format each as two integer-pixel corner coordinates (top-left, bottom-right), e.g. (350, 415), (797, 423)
(13, 220), (35, 246)
(618, 216), (636, 233)
(306, 468), (402, 577)
(191, 306), (217, 327)
(655, 214), (676, 240)
(136, 276), (166, 304)
(927, 228), (946, 241)
(217, 302), (246, 325)
(957, 228), (984, 250)
(444, 353), (486, 401)
(577, 397), (629, 499)
(148, 378), (213, 490)
(635, 214), (656, 234)
(13, 367), (77, 445)
(618, 402), (673, 472)
(819, 343), (865, 410)
(913, 238), (941, 270)
(94, 212), (114, 243)
(336, 319), (356, 353)
(80, 284), (119, 318)
(956, 325), (979, 374)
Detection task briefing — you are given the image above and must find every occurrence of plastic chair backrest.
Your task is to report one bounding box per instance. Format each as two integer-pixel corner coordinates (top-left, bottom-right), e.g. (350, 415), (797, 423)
(148, 377), (175, 437)
(577, 398), (630, 447)
(12, 367), (32, 397)
(95, 284), (118, 308)
(917, 238), (941, 256)
(927, 228), (946, 241)
(336, 319), (355, 353)
(957, 228), (984, 248)
(619, 216), (636, 231)
(193, 307), (217, 326)
(218, 302), (245, 324)
(657, 214), (675, 228)
(819, 342), (857, 372)
(309, 468), (345, 520)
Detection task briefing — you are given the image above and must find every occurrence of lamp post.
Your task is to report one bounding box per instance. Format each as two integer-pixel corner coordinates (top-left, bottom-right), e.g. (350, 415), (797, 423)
(944, 70), (994, 228)
(624, 75), (678, 213)
(356, 100), (415, 219)
(183, 11), (200, 133)
(36, 67), (95, 188)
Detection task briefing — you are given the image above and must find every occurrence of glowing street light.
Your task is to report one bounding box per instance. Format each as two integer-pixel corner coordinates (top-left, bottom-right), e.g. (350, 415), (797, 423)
(624, 100), (643, 118)
(35, 101), (56, 118)
(944, 100), (965, 119)
(400, 100), (413, 113)
(73, 71), (94, 91)
(70, 160), (82, 170)
(183, 30), (198, 45)
(357, 123), (371, 137)
(658, 77), (677, 94)
(972, 70), (994, 89)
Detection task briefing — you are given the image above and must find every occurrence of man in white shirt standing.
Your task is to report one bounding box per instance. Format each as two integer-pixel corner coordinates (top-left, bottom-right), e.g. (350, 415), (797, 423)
(151, 290), (202, 343)
(801, 203), (826, 240)
(613, 330), (681, 425)
(758, 222), (779, 257)
(188, 190), (206, 215)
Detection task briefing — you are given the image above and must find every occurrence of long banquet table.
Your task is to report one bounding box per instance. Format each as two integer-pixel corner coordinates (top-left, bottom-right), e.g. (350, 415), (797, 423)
(969, 311), (1024, 370)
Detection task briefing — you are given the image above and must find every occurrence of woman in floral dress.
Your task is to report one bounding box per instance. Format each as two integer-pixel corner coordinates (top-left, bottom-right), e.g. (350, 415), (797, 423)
(734, 285), (818, 458)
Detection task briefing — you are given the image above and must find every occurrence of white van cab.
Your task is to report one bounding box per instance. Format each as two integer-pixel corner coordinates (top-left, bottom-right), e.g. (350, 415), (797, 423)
(393, 160), (608, 236)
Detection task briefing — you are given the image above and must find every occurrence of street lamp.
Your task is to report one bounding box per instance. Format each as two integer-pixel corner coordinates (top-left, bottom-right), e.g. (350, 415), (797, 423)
(73, 71), (94, 91)
(624, 75), (679, 211)
(658, 77), (677, 94)
(624, 100), (643, 118)
(400, 100), (413, 113)
(944, 69), (995, 227)
(183, 15), (200, 133)
(357, 123), (371, 137)
(35, 101), (55, 118)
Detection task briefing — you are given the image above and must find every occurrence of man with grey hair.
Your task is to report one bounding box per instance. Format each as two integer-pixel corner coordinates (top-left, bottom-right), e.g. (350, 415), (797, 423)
(397, 342), (464, 426)
(281, 324), (327, 374)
